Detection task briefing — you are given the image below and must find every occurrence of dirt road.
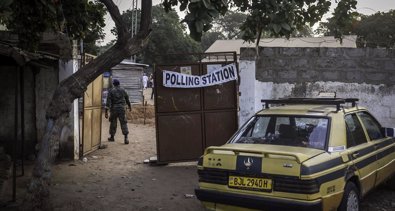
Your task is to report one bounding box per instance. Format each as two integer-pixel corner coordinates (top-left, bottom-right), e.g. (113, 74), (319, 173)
(48, 119), (394, 211)
(2, 90), (394, 211)
(49, 121), (204, 211)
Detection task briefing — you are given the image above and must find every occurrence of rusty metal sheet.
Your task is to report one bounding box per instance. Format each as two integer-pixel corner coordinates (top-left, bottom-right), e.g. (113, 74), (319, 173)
(157, 113), (203, 162)
(204, 111), (237, 147)
(155, 52), (238, 163)
(155, 65), (201, 113)
(202, 63), (237, 110)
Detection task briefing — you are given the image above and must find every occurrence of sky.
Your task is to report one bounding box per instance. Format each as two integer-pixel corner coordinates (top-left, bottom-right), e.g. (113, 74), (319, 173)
(99, 0), (395, 45)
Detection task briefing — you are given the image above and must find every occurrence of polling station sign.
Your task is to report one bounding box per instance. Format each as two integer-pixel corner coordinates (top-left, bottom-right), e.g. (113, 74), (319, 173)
(163, 63), (237, 88)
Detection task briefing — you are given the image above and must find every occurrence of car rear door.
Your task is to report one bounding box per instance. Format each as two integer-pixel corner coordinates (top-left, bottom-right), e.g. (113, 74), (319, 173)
(345, 113), (377, 196)
(357, 111), (395, 186)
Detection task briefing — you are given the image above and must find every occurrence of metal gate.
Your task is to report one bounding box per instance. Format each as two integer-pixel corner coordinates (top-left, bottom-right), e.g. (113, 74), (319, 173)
(154, 52), (238, 163)
(81, 54), (103, 156)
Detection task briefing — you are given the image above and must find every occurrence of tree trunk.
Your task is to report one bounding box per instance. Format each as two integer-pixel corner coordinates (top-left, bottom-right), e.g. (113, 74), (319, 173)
(23, 0), (152, 209)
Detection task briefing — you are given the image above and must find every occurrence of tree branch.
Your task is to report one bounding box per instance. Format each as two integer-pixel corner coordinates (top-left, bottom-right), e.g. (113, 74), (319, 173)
(26, 1), (152, 209)
(46, 0), (152, 119)
(100, 0), (128, 40)
(139, 0), (152, 35)
(124, 0), (152, 55)
(255, 26), (263, 57)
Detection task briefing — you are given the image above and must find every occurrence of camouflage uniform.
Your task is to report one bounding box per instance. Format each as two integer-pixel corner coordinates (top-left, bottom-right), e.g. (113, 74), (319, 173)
(106, 86), (131, 136)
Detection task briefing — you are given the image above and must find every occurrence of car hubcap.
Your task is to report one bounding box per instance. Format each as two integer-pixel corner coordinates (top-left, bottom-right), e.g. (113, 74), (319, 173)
(347, 190), (359, 211)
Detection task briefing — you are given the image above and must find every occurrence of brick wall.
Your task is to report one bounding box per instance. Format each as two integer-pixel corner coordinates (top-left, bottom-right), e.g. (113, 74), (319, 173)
(239, 47), (395, 127)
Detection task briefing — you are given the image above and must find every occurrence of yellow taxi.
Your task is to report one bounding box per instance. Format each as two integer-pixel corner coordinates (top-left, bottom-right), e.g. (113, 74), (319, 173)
(195, 98), (395, 211)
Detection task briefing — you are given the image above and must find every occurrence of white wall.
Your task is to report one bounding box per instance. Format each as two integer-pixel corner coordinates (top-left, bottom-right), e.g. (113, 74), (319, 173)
(58, 41), (80, 160)
(238, 60), (256, 126)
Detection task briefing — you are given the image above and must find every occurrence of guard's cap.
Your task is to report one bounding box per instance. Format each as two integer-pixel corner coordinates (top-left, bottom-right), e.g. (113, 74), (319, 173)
(113, 79), (120, 86)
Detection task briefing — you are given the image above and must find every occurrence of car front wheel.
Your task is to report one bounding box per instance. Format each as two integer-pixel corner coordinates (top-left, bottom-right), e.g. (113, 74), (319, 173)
(338, 182), (360, 211)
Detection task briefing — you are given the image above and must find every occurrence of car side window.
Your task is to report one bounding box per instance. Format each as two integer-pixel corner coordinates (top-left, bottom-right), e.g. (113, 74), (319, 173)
(345, 114), (367, 148)
(275, 117), (290, 135)
(357, 112), (384, 140)
(251, 117), (270, 138)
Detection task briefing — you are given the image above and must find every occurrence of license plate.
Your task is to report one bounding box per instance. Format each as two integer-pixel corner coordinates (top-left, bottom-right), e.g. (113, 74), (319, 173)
(228, 176), (272, 191)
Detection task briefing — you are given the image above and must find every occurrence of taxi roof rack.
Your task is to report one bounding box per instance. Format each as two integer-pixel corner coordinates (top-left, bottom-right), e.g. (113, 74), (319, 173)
(261, 98), (359, 111)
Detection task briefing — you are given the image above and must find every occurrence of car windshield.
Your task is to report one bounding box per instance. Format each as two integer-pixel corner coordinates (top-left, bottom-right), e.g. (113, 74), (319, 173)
(229, 115), (329, 150)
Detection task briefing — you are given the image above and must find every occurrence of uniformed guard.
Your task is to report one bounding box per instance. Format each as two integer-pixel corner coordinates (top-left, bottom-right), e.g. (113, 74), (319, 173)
(105, 79), (131, 144)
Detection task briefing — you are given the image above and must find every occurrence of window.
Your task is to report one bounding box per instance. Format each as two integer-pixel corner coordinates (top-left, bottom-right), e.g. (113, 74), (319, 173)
(251, 117), (270, 138)
(357, 112), (384, 140)
(229, 115), (329, 150)
(296, 118), (328, 149)
(345, 114), (367, 148)
(274, 117), (290, 135)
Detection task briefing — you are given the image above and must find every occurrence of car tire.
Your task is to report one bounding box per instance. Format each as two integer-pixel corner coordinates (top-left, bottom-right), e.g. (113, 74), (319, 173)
(386, 175), (395, 190)
(338, 182), (360, 211)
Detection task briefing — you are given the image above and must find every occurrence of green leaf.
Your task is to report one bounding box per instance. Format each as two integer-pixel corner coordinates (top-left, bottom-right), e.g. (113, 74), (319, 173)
(203, 23), (212, 32)
(195, 20), (204, 32)
(46, 4), (57, 14)
(183, 13), (195, 22)
(202, 0), (210, 8)
(180, 2), (187, 11)
(207, 9), (219, 18)
(281, 23), (291, 31)
(0, 0), (13, 7)
(202, 0), (215, 9)
(273, 24), (281, 33)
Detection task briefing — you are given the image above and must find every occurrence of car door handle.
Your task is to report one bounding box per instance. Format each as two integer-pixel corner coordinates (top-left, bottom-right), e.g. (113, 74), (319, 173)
(352, 152), (359, 158)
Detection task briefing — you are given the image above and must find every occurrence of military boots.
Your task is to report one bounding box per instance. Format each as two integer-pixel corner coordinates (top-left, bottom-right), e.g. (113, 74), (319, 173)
(108, 135), (115, 142)
(124, 135), (129, 144)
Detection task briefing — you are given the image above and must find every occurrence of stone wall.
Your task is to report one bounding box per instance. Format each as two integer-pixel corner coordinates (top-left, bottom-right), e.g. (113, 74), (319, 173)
(239, 47), (395, 127)
(59, 59), (80, 160)
(35, 64), (59, 144)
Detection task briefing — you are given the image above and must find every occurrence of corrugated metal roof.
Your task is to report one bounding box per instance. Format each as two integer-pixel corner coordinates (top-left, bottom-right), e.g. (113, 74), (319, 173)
(205, 36), (357, 54)
(111, 62), (145, 104)
(0, 42), (58, 66)
(114, 59), (149, 68)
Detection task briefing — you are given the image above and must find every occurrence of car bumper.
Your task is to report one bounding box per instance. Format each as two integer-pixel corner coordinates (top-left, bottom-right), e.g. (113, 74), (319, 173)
(195, 188), (322, 211)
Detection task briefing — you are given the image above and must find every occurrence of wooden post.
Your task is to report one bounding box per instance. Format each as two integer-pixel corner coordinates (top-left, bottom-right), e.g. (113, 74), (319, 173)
(143, 101), (147, 125)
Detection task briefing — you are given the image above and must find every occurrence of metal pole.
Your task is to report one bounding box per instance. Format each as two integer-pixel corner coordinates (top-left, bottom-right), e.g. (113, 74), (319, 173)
(12, 66), (19, 202)
(134, 0), (138, 34)
(131, 0), (138, 62)
(79, 40), (84, 159)
(32, 68), (38, 159)
(20, 67), (25, 176)
(131, 0), (135, 36)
